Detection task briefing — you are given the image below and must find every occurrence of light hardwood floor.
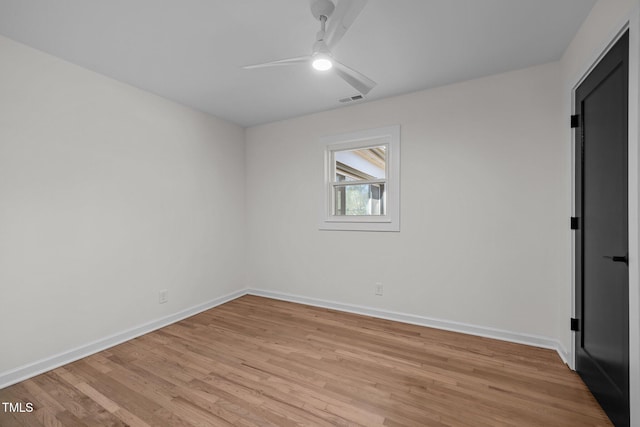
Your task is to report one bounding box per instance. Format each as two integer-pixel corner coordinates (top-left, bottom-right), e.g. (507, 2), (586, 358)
(0, 295), (611, 426)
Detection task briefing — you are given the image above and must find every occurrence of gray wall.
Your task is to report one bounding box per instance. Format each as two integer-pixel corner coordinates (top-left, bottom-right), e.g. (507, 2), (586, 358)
(0, 36), (246, 374)
(245, 61), (569, 353)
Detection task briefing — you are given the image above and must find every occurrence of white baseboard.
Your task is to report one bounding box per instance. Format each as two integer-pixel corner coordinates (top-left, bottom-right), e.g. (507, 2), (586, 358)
(0, 287), (571, 389)
(0, 289), (246, 390)
(247, 289), (571, 366)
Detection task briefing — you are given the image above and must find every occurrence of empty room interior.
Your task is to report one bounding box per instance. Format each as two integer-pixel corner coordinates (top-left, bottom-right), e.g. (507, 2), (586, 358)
(1, 0), (640, 426)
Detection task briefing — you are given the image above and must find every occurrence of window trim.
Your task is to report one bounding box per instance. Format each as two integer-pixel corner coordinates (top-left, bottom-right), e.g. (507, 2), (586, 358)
(319, 125), (400, 232)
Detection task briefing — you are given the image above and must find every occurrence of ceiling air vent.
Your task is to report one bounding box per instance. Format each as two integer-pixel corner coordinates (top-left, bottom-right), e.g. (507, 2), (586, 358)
(339, 94), (364, 103)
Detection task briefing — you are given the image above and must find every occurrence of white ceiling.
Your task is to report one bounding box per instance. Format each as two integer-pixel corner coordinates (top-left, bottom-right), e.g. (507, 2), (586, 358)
(0, 0), (596, 127)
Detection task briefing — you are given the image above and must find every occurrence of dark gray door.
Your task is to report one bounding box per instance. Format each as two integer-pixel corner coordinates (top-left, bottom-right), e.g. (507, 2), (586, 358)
(574, 31), (629, 427)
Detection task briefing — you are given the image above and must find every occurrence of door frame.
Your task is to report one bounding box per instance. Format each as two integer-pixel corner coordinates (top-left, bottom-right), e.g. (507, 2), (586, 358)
(568, 6), (640, 426)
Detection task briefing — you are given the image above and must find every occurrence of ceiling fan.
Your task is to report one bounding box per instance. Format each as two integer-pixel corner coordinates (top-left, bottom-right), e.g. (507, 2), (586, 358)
(243, 0), (376, 96)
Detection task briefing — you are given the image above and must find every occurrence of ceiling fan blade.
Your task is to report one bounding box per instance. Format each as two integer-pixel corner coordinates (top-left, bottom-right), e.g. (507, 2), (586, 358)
(333, 59), (376, 95)
(243, 56), (310, 69)
(324, 0), (368, 49)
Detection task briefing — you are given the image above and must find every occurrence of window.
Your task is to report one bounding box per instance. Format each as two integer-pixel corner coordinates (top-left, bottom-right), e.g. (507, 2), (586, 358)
(319, 125), (400, 231)
(334, 145), (386, 216)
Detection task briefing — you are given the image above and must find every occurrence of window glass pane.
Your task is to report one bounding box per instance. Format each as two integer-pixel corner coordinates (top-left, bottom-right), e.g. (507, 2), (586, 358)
(334, 183), (386, 216)
(334, 146), (386, 181)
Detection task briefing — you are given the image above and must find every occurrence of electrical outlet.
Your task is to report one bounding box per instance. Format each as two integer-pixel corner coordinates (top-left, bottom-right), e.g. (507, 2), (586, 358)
(159, 290), (168, 304)
(375, 282), (383, 296)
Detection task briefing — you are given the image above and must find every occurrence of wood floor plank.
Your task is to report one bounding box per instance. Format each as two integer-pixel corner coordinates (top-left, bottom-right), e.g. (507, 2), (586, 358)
(0, 295), (612, 426)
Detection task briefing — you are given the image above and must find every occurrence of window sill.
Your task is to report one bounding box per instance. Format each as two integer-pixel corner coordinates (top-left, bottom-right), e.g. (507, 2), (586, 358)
(318, 220), (400, 232)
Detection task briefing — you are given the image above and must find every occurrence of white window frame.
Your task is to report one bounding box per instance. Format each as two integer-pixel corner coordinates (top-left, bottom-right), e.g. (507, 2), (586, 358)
(319, 125), (400, 232)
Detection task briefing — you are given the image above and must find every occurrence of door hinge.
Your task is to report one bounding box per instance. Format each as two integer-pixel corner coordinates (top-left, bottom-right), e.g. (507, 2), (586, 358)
(571, 115), (580, 128)
(570, 217), (579, 230)
(571, 318), (580, 331)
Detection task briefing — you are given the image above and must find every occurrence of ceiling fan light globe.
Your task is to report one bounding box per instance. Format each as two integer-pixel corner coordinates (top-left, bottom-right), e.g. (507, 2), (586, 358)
(312, 57), (333, 71)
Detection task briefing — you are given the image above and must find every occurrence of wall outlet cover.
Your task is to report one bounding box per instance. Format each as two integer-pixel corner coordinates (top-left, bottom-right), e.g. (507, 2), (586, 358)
(159, 290), (169, 304)
(375, 283), (383, 296)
